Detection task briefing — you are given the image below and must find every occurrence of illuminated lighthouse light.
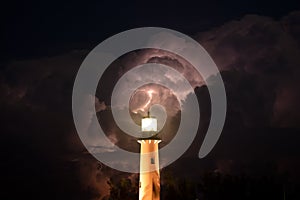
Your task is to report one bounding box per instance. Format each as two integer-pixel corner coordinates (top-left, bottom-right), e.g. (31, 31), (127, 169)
(141, 117), (157, 132)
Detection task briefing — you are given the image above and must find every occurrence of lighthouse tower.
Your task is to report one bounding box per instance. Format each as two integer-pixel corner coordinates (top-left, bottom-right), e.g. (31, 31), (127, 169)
(138, 112), (161, 200)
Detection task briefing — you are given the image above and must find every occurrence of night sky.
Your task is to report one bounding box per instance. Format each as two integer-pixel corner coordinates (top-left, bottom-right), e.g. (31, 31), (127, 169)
(1, 1), (300, 200)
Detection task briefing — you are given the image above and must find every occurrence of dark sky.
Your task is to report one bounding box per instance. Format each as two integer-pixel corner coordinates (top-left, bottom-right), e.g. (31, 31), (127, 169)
(1, 1), (300, 200)
(1, 0), (299, 60)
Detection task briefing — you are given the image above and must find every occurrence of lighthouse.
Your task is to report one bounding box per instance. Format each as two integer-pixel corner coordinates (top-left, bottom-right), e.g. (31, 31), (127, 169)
(138, 112), (161, 200)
